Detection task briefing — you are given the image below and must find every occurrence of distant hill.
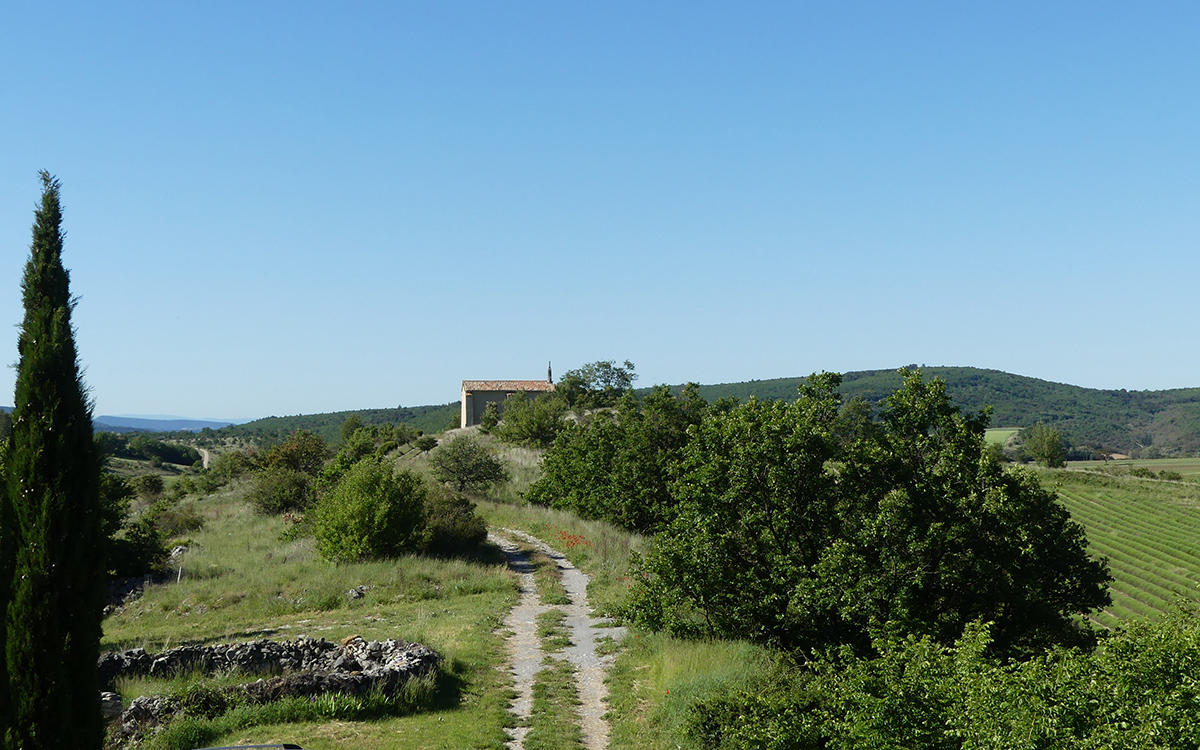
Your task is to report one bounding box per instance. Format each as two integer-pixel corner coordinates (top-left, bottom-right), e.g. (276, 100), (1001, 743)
(94, 416), (235, 433)
(208, 403), (460, 445)
(646, 367), (1200, 456)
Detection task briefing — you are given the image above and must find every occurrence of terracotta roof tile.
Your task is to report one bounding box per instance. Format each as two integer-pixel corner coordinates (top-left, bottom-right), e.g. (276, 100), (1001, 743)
(462, 380), (556, 392)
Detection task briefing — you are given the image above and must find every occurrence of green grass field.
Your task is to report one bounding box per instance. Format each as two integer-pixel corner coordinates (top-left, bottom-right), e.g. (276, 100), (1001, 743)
(1066, 456), (1200, 479)
(985, 427), (1019, 445)
(102, 479), (518, 749)
(1037, 466), (1200, 629)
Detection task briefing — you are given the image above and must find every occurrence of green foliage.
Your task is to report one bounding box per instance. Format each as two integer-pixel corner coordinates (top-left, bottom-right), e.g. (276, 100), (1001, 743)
(246, 430), (330, 514)
(146, 498), (206, 539)
(131, 472), (165, 499)
(689, 610), (1200, 750)
(494, 391), (568, 448)
(310, 458), (427, 563)
(526, 384), (709, 532)
(207, 450), (249, 481)
(100, 473), (170, 577)
(4, 171), (106, 747)
(205, 402), (458, 445)
(340, 413), (365, 443)
(316, 426), (379, 491)
(414, 435), (438, 453)
(255, 428), (330, 475)
(1023, 421), (1066, 467)
(649, 366), (1200, 456)
(247, 467), (312, 514)
(630, 371), (1111, 657)
(422, 485), (488, 556)
(557, 359), (637, 409)
(428, 435), (509, 494)
(478, 401), (501, 433)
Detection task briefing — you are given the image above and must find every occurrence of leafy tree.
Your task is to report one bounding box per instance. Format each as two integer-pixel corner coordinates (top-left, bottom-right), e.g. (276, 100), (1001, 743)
(526, 384), (709, 532)
(1023, 422), (1066, 467)
(340, 414), (365, 444)
(478, 402), (501, 434)
(248, 429), (330, 513)
(256, 429), (330, 474)
(494, 391), (568, 448)
(629, 371), (1110, 657)
(4, 172), (106, 747)
(428, 435), (509, 494)
(557, 360), (637, 409)
(310, 458), (426, 563)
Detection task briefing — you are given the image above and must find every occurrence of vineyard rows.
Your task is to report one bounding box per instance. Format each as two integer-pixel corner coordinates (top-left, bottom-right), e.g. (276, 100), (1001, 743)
(1047, 468), (1200, 630)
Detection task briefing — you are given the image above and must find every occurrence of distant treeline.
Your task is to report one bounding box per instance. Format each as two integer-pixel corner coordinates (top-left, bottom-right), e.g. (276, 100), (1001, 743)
(96, 433), (202, 466)
(186, 403), (460, 446)
(643, 366), (1200, 456)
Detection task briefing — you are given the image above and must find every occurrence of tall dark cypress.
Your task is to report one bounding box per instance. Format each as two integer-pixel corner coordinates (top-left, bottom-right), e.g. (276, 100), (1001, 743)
(5, 172), (104, 748)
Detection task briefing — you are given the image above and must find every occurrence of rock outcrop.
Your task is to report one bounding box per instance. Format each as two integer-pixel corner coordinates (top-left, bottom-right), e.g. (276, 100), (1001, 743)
(101, 635), (439, 746)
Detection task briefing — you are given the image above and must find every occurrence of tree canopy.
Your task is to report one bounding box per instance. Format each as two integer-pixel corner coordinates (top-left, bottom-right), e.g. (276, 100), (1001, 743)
(557, 360), (638, 409)
(627, 371), (1111, 657)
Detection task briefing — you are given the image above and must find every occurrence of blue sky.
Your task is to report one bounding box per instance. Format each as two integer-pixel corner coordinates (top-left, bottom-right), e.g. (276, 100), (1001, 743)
(2, 2), (1198, 420)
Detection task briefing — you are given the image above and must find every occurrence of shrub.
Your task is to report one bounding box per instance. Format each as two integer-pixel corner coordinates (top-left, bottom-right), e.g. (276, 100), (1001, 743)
(257, 429), (330, 475)
(414, 436), (438, 453)
(495, 392), (567, 448)
(209, 450), (250, 480)
(131, 473), (165, 500)
(479, 402), (500, 433)
(310, 458), (427, 563)
(147, 499), (205, 539)
(422, 485), (488, 556)
(248, 467), (312, 514)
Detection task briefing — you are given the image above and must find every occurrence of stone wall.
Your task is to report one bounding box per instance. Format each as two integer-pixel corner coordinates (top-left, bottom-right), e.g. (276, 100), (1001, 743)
(101, 635), (440, 745)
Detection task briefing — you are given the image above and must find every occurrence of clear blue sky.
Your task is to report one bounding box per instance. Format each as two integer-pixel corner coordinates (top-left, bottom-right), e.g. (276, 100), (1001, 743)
(2, 2), (1198, 420)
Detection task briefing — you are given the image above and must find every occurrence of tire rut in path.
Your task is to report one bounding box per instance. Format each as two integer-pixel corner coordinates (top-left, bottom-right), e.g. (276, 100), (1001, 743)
(490, 529), (626, 750)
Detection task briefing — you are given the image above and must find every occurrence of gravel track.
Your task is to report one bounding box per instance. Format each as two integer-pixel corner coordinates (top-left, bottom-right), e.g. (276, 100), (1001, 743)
(490, 528), (626, 750)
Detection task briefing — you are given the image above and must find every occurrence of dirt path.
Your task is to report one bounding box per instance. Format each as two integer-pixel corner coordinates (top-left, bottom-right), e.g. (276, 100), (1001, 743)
(197, 447), (211, 469)
(490, 528), (626, 750)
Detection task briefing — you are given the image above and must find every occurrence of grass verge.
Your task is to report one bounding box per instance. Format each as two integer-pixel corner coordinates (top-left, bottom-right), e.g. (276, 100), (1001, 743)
(524, 658), (584, 750)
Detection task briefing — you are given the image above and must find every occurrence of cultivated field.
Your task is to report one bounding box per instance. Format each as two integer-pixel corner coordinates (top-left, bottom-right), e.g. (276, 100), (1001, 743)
(1067, 456), (1200, 479)
(1043, 465), (1200, 629)
(984, 427), (1019, 445)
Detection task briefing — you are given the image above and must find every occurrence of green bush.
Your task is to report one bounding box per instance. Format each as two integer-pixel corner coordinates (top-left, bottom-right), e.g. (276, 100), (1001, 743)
(209, 450), (250, 480)
(131, 473), (165, 500)
(147, 499), (205, 539)
(247, 466), (312, 514)
(310, 458), (427, 563)
(414, 435), (438, 453)
(422, 485), (488, 556)
(495, 392), (568, 448)
(479, 402), (500, 433)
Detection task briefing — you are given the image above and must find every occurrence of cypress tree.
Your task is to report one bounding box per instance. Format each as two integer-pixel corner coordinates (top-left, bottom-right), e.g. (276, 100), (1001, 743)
(4, 172), (104, 748)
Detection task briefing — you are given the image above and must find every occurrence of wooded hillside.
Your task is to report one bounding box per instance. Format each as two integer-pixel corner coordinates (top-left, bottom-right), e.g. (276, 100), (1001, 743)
(649, 367), (1200, 456)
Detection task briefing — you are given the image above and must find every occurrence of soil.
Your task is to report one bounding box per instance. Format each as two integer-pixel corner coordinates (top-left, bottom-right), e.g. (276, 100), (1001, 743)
(490, 529), (626, 750)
